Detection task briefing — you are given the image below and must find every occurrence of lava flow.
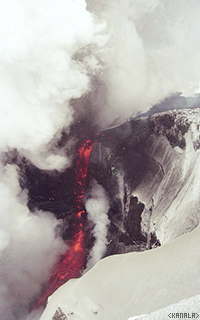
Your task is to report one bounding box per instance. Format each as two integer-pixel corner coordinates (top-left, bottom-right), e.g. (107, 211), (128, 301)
(34, 139), (94, 308)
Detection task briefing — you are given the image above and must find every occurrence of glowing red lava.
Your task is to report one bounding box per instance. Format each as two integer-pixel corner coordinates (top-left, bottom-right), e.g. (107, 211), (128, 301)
(34, 139), (94, 308)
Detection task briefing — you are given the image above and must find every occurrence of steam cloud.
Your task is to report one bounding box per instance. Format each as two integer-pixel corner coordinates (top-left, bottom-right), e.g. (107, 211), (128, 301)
(1, 0), (200, 319)
(85, 180), (110, 271)
(87, 0), (200, 125)
(0, 0), (103, 319)
(0, 164), (66, 320)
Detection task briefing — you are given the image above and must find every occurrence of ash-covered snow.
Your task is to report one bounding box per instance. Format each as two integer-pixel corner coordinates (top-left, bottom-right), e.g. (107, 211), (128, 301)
(133, 109), (200, 243)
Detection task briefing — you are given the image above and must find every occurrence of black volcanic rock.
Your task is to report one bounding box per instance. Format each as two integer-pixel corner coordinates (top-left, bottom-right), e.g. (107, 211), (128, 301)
(24, 164), (75, 218)
(124, 196), (145, 242)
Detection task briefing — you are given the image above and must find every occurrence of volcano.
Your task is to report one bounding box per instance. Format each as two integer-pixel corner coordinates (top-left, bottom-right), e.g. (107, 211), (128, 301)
(38, 106), (200, 320)
(18, 105), (200, 318)
(2, 1), (200, 319)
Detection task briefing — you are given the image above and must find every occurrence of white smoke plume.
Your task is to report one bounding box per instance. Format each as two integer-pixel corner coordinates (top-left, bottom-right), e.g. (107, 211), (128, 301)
(0, 0), (106, 167)
(0, 164), (67, 320)
(0, 1), (104, 319)
(86, 0), (200, 125)
(1, 0), (200, 319)
(85, 180), (110, 271)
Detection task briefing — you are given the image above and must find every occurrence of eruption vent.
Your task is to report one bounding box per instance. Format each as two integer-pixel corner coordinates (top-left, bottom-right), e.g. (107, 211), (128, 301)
(35, 139), (94, 308)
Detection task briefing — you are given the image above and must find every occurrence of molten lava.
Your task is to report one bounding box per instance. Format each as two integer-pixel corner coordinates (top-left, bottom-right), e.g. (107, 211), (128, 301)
(35, 139), (94, 308)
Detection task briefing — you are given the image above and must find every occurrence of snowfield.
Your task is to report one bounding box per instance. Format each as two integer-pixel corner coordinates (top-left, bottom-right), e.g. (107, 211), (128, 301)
(128, 294), (200, 320)
(40, 224), (200, 320)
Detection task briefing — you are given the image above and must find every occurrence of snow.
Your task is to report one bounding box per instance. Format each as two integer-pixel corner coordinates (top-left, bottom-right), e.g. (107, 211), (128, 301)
(40, 224), (200, 320)
(153, 130), (200, 242)
(134, 109), (200, 243)
(128, 294), (200, 320)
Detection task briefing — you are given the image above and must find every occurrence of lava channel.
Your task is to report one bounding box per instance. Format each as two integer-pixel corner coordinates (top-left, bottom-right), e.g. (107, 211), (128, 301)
(34, 139), (94, 308)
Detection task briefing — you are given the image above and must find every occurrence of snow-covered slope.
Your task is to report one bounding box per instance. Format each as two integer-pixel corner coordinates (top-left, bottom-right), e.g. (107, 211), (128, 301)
(90, 108), (200, 251)
(137, 110), (200, 243)
(40, 223), (200, 320)
(128, 294), (200, 320)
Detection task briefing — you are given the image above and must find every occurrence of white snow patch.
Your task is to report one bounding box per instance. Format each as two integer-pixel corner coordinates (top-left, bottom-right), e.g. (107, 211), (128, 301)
(128, 294), (200, 320)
